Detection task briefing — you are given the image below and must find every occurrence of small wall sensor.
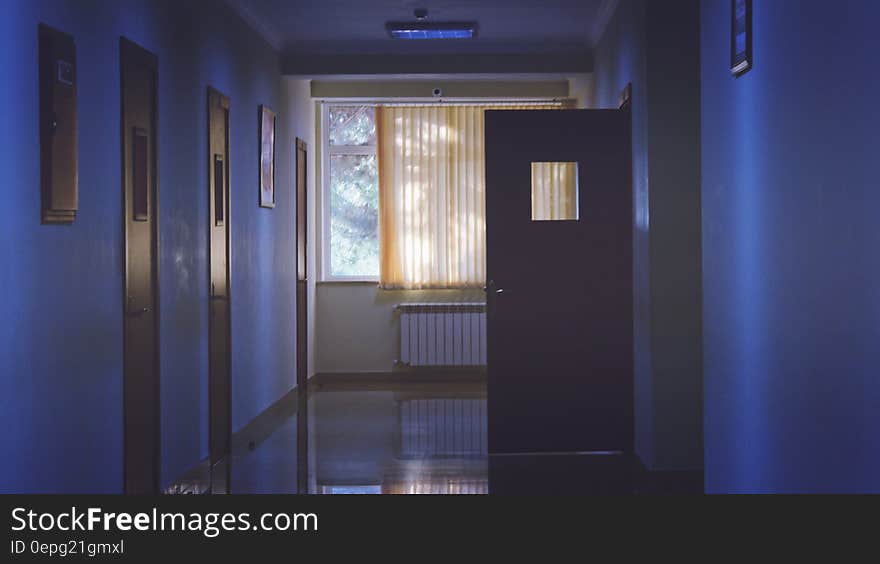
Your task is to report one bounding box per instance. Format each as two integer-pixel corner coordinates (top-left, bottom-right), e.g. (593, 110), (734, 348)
(432, 87), (443, 97)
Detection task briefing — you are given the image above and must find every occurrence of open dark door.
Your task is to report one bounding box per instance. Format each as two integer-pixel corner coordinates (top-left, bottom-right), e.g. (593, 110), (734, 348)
(295, 138), (309, 494)
(485, 109), (632, 490)
(208, 87), (231, 494)
(121, 37), (159, 494)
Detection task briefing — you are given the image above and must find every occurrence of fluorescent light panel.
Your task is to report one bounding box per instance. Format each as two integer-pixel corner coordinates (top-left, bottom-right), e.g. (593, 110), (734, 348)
(386, 21), (478, 39)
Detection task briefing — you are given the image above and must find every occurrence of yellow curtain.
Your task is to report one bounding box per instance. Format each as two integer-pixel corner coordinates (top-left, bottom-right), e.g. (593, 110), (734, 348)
(378, 103), (562, 289)
(530, 162), (578, 221)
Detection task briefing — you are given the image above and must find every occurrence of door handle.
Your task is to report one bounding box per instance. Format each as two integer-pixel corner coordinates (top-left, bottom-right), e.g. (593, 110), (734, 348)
(127, 305), (151, 317)
(483, 280), (505, 295)
(484, 280), (504, 317)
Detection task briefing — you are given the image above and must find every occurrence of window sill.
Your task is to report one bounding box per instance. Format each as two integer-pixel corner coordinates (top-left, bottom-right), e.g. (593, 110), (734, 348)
(317, 279), (379, 286)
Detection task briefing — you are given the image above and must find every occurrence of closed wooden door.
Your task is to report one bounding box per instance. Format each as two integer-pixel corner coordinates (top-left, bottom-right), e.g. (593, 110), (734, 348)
(208, 87), (231, 494)
(121, 37), (160, 494)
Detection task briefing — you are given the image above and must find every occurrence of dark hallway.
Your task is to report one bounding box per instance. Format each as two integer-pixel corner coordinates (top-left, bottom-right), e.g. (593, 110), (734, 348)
(2, 0), (880, 499)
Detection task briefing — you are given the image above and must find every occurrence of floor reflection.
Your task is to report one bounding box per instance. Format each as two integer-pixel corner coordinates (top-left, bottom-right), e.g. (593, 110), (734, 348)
(231, 414), (299, 494)
(230, 378), (487, 495)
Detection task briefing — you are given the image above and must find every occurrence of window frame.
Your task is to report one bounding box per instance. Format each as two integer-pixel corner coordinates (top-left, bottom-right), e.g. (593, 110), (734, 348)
(319, 98), (567, 284)
(320, 102), (380, 283)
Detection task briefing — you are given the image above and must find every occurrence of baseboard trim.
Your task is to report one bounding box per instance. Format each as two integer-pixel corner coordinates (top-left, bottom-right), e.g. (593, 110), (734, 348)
(164, 386), (300, 494)
(310, 370), (487, 392)
(230, 386), (299, 456)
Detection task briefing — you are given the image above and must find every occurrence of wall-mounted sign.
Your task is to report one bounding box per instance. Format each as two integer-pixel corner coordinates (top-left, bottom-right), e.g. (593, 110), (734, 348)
(39, 24), (78, 224)
(259, 105), (276, 209)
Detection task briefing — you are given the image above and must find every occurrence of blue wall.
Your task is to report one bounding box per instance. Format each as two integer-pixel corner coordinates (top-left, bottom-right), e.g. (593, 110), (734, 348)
(0, 0), (296, 492)
(701, 0), (880, 492)
(592, 0), (703, 472)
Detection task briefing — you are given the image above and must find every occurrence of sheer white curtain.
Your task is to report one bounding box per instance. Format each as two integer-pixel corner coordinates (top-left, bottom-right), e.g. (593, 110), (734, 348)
(377, 103), (561, 289)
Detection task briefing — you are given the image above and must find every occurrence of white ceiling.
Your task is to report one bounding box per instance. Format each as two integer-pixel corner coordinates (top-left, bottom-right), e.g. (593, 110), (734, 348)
(226, 0), (618, 55)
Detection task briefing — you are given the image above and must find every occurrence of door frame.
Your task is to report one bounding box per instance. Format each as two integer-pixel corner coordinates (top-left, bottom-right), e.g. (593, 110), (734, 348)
(207, 86), (232, 488)
(120, 36), (160, 494)
(295, 137), (309, 494)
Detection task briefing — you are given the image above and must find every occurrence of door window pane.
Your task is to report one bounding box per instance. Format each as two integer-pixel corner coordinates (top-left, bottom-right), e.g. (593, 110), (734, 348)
(531, 162), (579, 221)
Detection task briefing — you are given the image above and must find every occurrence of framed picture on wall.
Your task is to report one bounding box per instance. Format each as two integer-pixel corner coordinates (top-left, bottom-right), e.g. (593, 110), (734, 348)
(731, 0), (752, 76)
(259, 105), (276, 208)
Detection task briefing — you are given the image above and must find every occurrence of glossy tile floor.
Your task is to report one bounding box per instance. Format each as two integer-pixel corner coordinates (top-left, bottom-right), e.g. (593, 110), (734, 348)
(185, 375), (702, 495)
(230, 378), (488, 494)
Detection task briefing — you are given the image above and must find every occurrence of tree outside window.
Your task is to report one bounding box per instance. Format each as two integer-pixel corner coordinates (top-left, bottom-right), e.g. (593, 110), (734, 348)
(326, 106), (379, 278)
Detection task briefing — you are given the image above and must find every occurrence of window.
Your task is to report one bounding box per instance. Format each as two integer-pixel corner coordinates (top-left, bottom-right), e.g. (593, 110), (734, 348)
(376, 103), (562, 289)
(321, 101), (564, 285)
(323, 105), (379, 280)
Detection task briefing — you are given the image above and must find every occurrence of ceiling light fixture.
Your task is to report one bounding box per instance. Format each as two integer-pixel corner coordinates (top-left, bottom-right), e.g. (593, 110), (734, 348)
(386, 9), (478, 39)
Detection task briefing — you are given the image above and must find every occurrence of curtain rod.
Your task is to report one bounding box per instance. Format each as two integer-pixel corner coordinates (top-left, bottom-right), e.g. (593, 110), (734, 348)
(320, 98), (572, 107)
(377, 101), (566, 108)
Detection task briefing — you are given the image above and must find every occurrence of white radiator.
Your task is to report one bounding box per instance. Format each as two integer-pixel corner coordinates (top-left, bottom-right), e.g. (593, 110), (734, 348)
(397, 303), (487, 367)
